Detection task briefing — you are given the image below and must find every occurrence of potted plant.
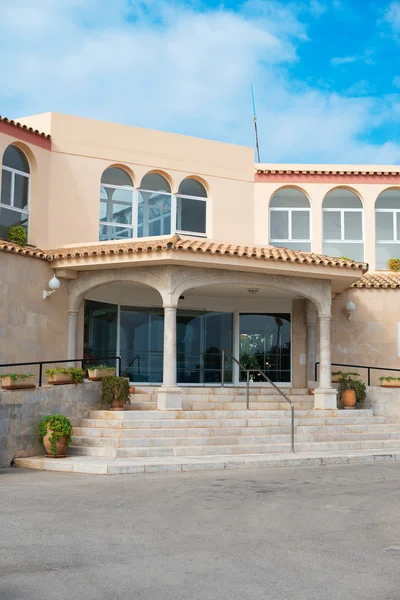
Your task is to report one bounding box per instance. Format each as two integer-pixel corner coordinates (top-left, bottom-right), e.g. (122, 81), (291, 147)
(331, 371), (360, 384)
(388, 258), (400, 272)
(101, 376), (131, 411)
(87, 364), (117, 381)
(45, 367), (85, 385)
(38, 414), (72, 458)
(379, 376), (400, 388)
(338, 374), (366, 409)
(8, 225), (27, 246)
(0, 373), (36, 389)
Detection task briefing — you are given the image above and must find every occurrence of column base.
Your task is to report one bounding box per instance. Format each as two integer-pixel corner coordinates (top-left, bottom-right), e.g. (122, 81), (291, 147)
(157, 387), (183, 410)
(313, 388), (337, 410)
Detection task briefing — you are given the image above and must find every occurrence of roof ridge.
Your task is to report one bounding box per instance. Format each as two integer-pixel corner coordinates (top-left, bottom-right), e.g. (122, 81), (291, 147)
(0, 115), (51, 139)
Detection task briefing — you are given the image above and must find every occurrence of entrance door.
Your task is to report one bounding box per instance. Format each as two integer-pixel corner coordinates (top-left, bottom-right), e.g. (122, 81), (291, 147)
(84, 300), (118, 365)
(239, 313), (291, 383)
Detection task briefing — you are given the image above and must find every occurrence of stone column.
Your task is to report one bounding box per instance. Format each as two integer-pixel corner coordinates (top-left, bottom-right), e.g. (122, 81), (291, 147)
(314, 313), (337, 410)
(305, 301), (317, 388)
(157, 304), (182, 410)
(67, 310), (79, 362)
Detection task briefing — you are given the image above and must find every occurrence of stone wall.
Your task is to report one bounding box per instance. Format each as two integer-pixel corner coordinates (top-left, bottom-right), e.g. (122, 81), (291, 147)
(0, 381), (101, 468)
(292, 299), (307, 388)
(365, 387), (400, 424)
(0, 251), (69, 366)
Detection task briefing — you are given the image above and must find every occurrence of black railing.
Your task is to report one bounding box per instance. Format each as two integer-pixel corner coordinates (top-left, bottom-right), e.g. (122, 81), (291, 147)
(0, 356), (121, 387)
(315, 361), (400, 386)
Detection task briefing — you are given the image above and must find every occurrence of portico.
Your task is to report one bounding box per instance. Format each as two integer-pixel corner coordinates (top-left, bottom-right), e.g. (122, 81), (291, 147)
(51, 235), (366, 410)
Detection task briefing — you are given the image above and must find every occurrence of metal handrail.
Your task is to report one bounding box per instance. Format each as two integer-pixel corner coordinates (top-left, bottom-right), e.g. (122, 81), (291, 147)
(314, 361), (400, 386)
(0, 356), (121, 387)
(222, 348), (294, 453)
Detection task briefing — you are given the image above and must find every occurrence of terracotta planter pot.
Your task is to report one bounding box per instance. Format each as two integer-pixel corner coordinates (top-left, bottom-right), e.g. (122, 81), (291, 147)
(88, 368), (116, 381)
(42, 424), (67, 458)
(1, 375), (36, 390)
(110, 396), (125, 411)
(309, 388), (315, 395)
(342, 389), (357, 409)
(380, 380), (400, 388)
(48, 373), (74, 385)
(129, 386), (135, 394)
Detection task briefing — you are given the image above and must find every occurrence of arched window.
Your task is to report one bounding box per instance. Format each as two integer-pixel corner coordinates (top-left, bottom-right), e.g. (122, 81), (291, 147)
(0, 145), (30, 240)
(269, 188), (311, 251)
(375, 189), (400, 269)
(176, 179), (207, 235)
(322, 188), (363, 261)
(99, 167), (134, 241)
(138, 173), (172, 237)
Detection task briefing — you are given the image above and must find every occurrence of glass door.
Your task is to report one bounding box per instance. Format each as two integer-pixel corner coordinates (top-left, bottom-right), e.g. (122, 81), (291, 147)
(239, 313), (291, 383)
(84, 300), (118, 366)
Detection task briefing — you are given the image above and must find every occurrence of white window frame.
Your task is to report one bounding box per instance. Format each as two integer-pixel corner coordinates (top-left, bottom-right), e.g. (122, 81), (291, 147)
(99, 182), (135, 241)
(269, 207), (311, 245)
(322, 207), (364, 244)
(176, 192), (207, 238)
(375, 208), (400, 243)
(137, 188), (173, 237)
(0, 164), (30, 225)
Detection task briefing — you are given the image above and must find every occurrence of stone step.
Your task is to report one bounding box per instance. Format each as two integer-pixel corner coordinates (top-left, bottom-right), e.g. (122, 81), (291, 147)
(69, 437), (400, 458)
(87, 409), (375, 420)
(130, 402), (158, 410)
(73, 423), (400, 439)
(178, 388), (309, 396)
(15, 449), (400, 475)
(181, 401), (314, 411)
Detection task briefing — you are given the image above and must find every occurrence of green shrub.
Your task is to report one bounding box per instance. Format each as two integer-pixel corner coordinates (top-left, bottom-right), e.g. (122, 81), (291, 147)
(44, 367), (85, 384)
(339, 256), (352, 261)
(388, 258), (400, 272)
(101, 376), (130, 408)
(88, 365), (116, 371)
(338, 374), (366, 403)
(0, 373), (35, 380)
(38, 414), (72, 456)
(332, 371), (360, 377)
(7, 225), (27, 246)
(379, 376), (400, 382)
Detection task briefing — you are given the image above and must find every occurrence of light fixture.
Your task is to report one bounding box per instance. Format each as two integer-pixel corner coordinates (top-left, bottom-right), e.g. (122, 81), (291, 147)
(346, 301), (356, 321)
(43, 275), (60, 300)
(248, 288), (259, 295)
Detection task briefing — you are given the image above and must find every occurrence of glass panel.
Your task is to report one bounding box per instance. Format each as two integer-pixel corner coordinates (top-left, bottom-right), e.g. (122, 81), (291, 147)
(291, 211), (310, 240)
(270, 188), (309, 208)
(99, 224), (133, 241)
(140, 173), (171, 193)
(120, 307), (164, 383)
(13, 174), (29, 210)
(323, 189), (362, 209)
(101, 168), (132, 186)
(323, 211), (341, 240)
(376, 243), (400, 269)
(178, 179), (207, 198)
(2, 146), (30, 173)
(1, 169), (12, 205)
(270, 240), (312, 252)
(83, 301), (118, 368)
(0, 206), (28, 239)
(376, 212), (394, 241)
(270, 210), (289, 240)
(376, 190), (400, 209)
(176, 197), (206, 233)
(239, 313), (291, 383)
(177, 311), (233, 384)
(397, 214), (400, 241)
(344, 211), (362, 240)
(322, 242), (364, 262)
(109, 203), (132, 225)
(137, 191), (171, 237)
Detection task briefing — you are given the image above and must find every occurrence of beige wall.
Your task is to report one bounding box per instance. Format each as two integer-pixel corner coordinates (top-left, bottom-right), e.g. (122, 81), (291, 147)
(0, 253), (69, 367)
(18, 112), (255, 249)
(331, 288), (400, 385)
(0, 131), (51, 248)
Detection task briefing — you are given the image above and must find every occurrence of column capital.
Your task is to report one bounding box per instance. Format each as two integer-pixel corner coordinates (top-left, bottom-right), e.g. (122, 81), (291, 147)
(68, 309), (79, 316)
(163, 304), (178, 311)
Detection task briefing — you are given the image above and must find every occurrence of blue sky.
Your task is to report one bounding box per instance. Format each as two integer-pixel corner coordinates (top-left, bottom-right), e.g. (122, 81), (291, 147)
(1, 0), (400, 163)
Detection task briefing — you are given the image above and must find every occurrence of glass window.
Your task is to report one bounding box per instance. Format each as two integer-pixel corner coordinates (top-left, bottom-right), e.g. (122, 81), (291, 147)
(375, 190), (400, 269)
(323, 189), (363, 259)
(176, 178), (207, 235)
(99, 168), (134, 241)
(83, 301), (118, 369)
(140, 173), (171, 193)
(1, 145), (30, 241)
(269, 188), (311, 252)
(138, 173), (172, 238)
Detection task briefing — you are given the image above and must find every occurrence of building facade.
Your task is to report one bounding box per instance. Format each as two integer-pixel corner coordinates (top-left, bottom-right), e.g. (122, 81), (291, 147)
(1, 112), (400, 411)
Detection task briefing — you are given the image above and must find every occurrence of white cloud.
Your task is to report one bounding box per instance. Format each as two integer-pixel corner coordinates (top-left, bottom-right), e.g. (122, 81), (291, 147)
(0, 0), (399, 163)
(331, 55), (358, 65)
(382, 1), (400, 32)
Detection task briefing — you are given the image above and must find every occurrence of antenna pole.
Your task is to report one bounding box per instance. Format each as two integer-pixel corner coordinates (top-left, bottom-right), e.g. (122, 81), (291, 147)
(251, 83), (261, 163)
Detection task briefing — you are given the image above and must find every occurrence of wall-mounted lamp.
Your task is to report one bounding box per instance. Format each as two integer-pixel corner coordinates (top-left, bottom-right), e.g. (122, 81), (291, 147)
(248, 288), (259, 295)
(43, 275), (60, 300)
(346, 301), (356, 321)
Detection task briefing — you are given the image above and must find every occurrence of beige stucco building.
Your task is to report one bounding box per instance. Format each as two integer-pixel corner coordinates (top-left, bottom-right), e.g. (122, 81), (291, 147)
(1, 112), (400, 411)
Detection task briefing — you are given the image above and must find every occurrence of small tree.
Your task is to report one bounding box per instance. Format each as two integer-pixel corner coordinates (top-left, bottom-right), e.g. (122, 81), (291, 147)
(8, 225), (27, 246)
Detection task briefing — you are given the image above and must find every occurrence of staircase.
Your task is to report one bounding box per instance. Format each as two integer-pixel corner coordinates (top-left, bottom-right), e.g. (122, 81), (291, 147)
(15, 387), (400, 475)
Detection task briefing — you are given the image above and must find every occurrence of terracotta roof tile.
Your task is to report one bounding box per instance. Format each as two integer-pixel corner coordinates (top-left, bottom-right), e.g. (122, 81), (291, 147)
(352, 272), (400, 289)
(0, 240), (48, 260)
(47, 235), (366, 270)
(256, 168), (400, 176)
(0, 115), (51, 140)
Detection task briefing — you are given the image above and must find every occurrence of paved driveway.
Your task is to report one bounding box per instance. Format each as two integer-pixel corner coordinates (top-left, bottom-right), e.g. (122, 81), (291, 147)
(1, 464), (399, 600)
